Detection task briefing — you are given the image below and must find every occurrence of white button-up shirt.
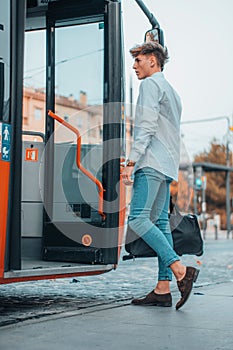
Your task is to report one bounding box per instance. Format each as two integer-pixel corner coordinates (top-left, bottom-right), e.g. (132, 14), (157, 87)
(129, 72), (182, 181)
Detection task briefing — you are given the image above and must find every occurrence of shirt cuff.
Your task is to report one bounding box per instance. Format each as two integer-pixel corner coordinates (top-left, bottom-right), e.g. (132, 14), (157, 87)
(128, 149), (141, 163)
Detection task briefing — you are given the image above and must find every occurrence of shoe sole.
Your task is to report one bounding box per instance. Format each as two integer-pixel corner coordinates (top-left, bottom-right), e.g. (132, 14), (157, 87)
(132, 302), (172, 307)
(193, 268), (200, 283)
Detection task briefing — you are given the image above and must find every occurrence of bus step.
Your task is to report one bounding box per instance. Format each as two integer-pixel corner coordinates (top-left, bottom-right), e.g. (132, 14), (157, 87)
(43, 246), (104, 264)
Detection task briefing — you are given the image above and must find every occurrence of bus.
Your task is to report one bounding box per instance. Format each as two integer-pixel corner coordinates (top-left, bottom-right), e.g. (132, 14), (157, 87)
(0, 0), (163, 284)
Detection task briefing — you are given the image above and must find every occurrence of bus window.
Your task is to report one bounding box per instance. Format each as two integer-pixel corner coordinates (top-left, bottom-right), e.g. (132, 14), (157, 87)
(23, 30), (46, 142)
(54, 22), (104, 144)
(0, 0), (11, 122)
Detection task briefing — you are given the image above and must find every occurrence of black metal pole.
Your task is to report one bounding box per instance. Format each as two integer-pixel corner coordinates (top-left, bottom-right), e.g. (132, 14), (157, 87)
(8, 0), (26, 270)
(226, 141), (231, 238)
(134, 0), (160, 28)
(202, 178), (206, 239)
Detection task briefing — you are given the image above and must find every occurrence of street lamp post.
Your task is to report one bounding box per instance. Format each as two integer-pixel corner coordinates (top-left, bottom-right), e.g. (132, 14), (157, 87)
(181, 116), (232, 237)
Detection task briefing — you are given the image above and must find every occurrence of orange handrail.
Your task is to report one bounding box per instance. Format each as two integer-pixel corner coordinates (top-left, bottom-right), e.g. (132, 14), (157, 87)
(48, 110), (105, 219)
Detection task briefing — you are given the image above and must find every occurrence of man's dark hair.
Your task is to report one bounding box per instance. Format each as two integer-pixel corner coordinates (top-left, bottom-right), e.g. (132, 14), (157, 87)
(130, 42), (169, 71)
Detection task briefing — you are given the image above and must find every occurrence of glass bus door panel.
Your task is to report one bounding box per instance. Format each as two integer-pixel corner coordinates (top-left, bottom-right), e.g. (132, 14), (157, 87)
(53, 21), (104, 220)
(43, 20), (111, 264)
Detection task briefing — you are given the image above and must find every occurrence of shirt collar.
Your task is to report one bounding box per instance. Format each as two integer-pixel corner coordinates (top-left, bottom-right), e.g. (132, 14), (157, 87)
(151, 72), (164, 78)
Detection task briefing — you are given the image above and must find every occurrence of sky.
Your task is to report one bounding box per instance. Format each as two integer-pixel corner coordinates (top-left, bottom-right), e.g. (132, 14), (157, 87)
(122, 0), (233, 160)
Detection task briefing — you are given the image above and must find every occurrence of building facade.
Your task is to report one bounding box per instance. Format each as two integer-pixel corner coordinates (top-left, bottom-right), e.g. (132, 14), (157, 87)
(22, 87), (103, 144)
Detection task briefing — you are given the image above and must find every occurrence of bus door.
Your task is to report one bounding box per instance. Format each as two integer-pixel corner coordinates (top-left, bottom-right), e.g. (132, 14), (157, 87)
(41, 0), (125, 265)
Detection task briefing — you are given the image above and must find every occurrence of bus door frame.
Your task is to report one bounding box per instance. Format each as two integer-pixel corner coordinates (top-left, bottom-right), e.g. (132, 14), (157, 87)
(2, 0), (25, 274)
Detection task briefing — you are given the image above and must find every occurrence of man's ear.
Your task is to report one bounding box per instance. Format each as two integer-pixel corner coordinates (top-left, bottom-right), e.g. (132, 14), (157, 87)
(150, 55), (157, 67)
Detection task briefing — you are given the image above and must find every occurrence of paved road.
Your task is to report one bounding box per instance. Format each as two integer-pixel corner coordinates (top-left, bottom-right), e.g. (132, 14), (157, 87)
(0, 237), (233, 328)
(0, 282), (233, 350)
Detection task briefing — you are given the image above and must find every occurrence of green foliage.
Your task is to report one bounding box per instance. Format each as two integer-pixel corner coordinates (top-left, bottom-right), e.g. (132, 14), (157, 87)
(194, 142), (233, 227)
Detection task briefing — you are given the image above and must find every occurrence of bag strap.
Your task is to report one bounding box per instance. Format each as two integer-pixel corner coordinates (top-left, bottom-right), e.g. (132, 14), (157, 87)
(169, 196), (174, 213)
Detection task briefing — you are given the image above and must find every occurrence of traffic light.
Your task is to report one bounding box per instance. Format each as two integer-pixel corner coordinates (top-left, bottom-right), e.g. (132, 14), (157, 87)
(195, 166), (205, 190)
(194, 166), (202, 190)
(195, 177), (203, 190)
(195, 175), (207, 191)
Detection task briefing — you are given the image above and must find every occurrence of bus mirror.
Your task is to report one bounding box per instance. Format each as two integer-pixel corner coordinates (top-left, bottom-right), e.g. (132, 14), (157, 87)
(144, 28), (164, 47)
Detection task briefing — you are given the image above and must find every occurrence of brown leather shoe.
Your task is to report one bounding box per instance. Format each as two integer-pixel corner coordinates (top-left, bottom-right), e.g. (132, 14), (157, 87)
(132, 291), (172, 307)
(176, 266), (200, 310)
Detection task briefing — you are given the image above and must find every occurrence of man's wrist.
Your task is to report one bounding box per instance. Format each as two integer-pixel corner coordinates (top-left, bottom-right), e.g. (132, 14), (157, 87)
(126, 160), (136, 167)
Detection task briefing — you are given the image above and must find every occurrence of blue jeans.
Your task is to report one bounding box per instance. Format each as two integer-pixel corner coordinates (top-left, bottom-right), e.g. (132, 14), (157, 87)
(128, 167), (180, 281)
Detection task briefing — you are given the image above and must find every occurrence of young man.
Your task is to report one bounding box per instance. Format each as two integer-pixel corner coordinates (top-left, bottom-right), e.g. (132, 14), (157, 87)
(122, 42), (199, 310)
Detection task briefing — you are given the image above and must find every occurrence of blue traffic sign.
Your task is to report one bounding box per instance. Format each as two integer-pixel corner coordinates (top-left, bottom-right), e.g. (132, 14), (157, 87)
(1, 123), (11, 162)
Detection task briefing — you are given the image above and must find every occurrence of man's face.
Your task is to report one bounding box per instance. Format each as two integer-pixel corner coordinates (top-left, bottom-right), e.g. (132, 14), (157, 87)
(133, 54), (159, 80)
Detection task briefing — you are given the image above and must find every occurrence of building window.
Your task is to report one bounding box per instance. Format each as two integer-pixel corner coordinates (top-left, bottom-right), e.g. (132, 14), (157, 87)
(34, 108), (42, 120)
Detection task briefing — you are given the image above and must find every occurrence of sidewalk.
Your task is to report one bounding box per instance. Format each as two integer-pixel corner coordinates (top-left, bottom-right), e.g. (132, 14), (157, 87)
(0, 282), (233, 350)
(203, 229), (232, 240)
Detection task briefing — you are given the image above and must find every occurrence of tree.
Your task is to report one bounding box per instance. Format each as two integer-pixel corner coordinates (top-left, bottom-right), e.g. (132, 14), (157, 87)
(194, 142), (233, 228)
(170, 171), (193, 212)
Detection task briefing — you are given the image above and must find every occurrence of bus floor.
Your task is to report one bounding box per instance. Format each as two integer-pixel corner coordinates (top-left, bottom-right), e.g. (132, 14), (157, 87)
(3, 258), (113, 280)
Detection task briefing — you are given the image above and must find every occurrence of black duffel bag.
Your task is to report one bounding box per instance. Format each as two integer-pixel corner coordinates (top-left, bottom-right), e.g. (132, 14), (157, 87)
(123, 199), (203, 260)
